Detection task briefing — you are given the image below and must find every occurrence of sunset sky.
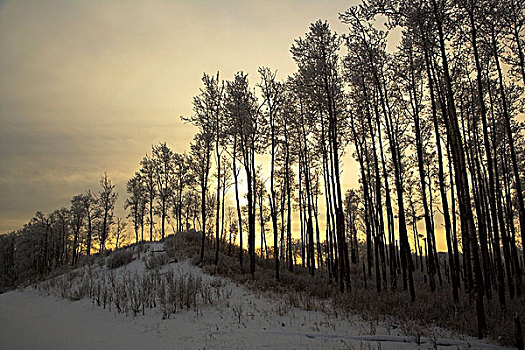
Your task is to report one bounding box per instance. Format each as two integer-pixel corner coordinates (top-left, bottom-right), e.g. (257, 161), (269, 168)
(0, 0), (365, 235)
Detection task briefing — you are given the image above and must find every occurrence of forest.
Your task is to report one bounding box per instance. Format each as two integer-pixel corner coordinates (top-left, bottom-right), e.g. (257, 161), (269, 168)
(1, 0), (525, 346)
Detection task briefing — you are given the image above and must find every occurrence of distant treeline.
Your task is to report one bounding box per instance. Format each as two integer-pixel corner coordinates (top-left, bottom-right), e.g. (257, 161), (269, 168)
(0, 174), (124, 291)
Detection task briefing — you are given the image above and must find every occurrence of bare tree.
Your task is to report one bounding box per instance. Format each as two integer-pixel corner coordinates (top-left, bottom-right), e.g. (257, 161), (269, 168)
(114, 217), (127, 249)
(98, 173), (118, 254)
(125, 172), (145, 244)
(225, 71), (261, 275)
(152, 142), (176, 240)
(291, 20), (350, 291)
(183, 73), (220, 262)
(258, 66), (284, 280)
(140, 155), (156, 242)
(70, 194), (86, 265)
(80, 190), (98, 257)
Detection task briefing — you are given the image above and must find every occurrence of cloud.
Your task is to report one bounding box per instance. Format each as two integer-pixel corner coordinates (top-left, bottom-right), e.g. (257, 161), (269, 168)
(0, 0), (357, 232)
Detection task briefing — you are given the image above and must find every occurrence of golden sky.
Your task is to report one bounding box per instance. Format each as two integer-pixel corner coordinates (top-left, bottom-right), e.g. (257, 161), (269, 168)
(0, 0), (362, 234)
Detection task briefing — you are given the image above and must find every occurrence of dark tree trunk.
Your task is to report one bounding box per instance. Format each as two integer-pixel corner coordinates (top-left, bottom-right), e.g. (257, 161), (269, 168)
(467, 10), (506, 306)
(233, 136), (244, 267)
(491, 27), (525, 256)
(431, 0), (486, 335)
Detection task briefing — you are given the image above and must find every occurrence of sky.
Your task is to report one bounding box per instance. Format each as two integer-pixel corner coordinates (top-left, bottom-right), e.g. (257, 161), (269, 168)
(0, 0), (363, 235)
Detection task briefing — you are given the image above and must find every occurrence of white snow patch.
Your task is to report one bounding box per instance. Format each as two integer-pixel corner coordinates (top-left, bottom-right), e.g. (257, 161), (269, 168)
(0, 243), (511, 349)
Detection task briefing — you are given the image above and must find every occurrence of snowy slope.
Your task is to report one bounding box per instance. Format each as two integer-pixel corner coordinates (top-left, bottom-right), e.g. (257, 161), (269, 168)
(0, 243), (510, 350)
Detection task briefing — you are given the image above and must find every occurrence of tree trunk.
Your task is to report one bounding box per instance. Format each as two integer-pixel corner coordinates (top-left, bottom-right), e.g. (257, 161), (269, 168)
(423, 39), (458, 301)
(431, 0), (486, 335)
(232, 136), (244, 267)
(491, 27), (525, 255)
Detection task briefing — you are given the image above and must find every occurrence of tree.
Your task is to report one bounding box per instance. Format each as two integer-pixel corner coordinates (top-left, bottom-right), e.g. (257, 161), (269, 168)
(183, 73), (220, 262)
(210, 74), (225, 265)
(258, 66), (284, 280)
(173, 153), (193, 233)
(225, 71), (261, 275)
(189, 132), (213, 261)
(140, 155), (156, 242)
(357, 0), (487, 334)
(344, 189), (360, 266)
(488, 1), (525, 256)
(429, 0), (486, 335)
(98, 173), (118, 253)
(80, 190), (97, 256)
(397, 34), (438, 292)
(152, 142), (176, 240)
(291, 20), (350, 291)
(70, 194), (86, 265)
(125, 172), (146, 244)
(114, 217), (127, 249)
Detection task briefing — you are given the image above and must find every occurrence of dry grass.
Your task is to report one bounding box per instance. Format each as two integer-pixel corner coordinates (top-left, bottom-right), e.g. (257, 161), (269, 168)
(176, 232), (525, 347)
(37, 251), (230, 319)
(33, 231), (525, 347)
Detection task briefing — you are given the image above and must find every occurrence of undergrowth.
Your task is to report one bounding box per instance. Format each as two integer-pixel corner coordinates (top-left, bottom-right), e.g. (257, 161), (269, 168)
(165, 231), (525, 347)
(31, 230), (524, 347)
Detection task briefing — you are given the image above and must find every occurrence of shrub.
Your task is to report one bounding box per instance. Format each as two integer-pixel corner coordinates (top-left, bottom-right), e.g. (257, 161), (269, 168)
(232, 302), (244, 324)
(106, 250), (134, 269)
(164, 230), (200, 260)
(145, 252), (169, 270)
(164, 237), (177, 258)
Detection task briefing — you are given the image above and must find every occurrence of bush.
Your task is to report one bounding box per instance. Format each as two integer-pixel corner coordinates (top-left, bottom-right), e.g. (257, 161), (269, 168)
(145, 252), (169, 270)
(164, 230), (200, 260)
(106, 250), (134, 269)
(164, 237), (177, 258)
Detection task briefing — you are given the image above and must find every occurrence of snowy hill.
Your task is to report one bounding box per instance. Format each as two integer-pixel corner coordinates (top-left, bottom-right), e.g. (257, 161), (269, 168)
(0, 240), (510, 349)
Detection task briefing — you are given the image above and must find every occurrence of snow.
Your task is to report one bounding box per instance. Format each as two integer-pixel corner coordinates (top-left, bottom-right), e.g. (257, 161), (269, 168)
(0, 244), (511, 349)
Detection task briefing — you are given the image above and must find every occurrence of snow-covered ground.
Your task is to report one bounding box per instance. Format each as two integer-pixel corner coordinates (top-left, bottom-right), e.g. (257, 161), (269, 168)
(0, 244), (510, 349)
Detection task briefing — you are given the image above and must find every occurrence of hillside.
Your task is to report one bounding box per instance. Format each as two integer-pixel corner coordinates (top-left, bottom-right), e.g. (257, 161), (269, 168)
(0, 235), (510, 349)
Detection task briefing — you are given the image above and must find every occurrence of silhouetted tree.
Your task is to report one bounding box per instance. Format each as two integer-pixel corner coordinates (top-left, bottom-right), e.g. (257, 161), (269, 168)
(291, 20), (350, 291)
(140, 155), (156, 242)
(152, 142), (176, 240)
(98, 173), (118, 253)
(70, 194), (86, 265)
(125, 172), (146, 244)
(183, 73), (219, 262)
(259, 66), (284, 280)
(225, 71), (260, 275)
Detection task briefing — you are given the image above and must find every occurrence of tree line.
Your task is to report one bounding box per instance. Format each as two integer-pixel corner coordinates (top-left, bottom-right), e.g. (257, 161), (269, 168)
(0, 173), (121, 290)
(1, 0), (525, 340)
